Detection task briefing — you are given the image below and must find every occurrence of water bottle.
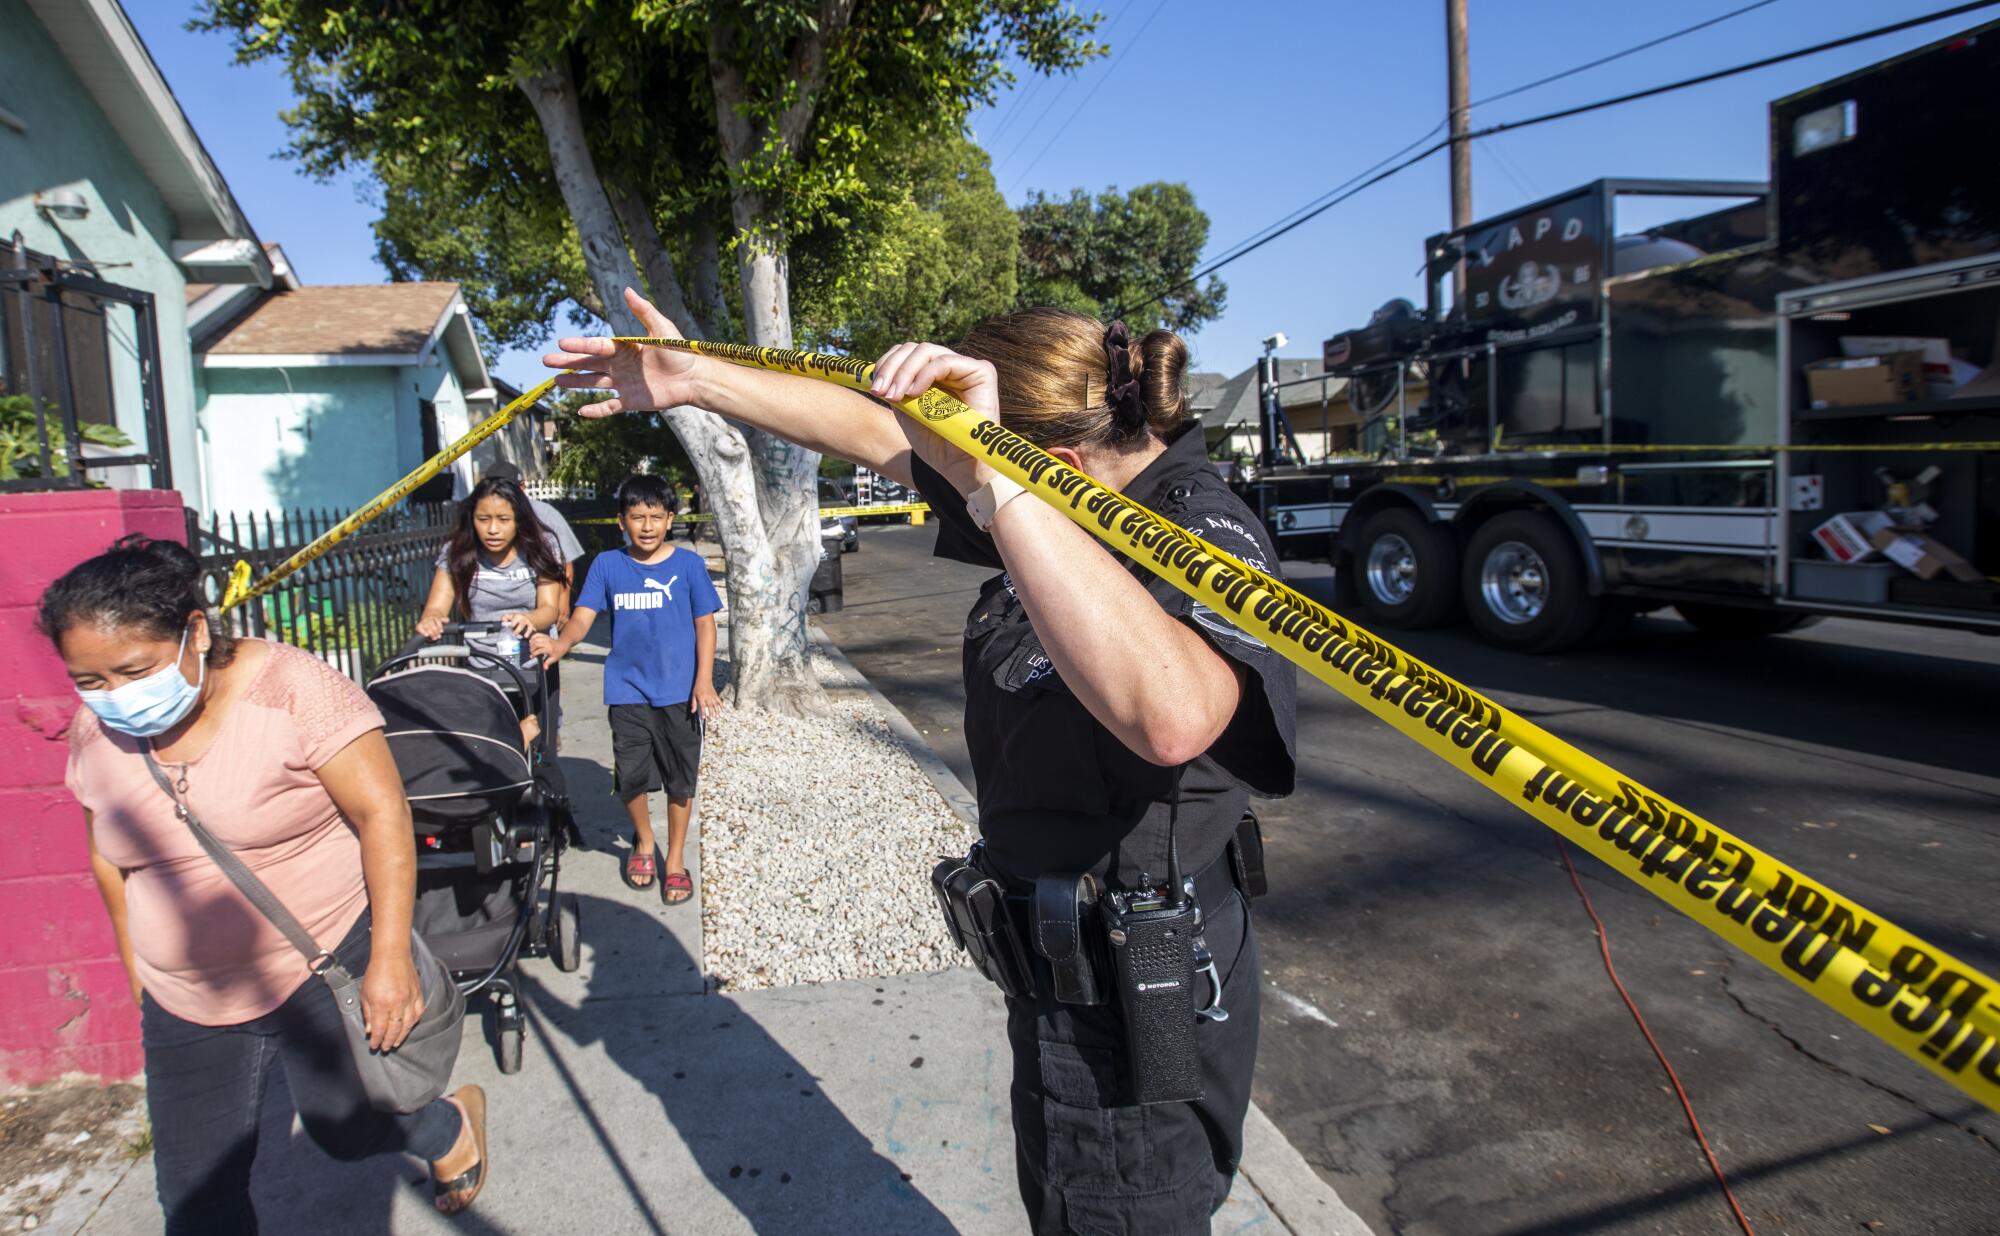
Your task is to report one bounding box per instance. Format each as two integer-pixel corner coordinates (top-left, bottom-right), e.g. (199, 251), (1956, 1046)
(494, 628), (522, 665)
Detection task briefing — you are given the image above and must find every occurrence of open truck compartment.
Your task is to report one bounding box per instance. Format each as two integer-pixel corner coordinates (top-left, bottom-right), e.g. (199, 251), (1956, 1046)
(1777, 255), (2000, 622)
(1234, 17), (2000, 649)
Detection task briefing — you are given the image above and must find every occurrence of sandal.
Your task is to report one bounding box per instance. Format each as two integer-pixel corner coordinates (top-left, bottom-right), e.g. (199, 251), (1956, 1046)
(433, 1084), (488, 1215)
(662, 869), (693, 906)
(621, 848), (657, 890)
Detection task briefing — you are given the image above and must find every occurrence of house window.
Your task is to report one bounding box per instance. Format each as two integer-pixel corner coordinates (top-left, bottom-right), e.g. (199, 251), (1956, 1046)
(412, 397), (453, 503)
(1, 243), (117, 426)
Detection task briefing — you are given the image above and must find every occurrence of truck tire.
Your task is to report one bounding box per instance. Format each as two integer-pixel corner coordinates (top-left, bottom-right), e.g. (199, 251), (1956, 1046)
(1462, 511), (1600, 653)
(1675, 603), (1822, 637)
(1353, 508), (1460, 629)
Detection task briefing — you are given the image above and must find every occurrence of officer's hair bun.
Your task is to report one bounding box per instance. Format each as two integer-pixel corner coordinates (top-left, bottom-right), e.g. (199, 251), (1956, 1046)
(956, 307), (1191, 452)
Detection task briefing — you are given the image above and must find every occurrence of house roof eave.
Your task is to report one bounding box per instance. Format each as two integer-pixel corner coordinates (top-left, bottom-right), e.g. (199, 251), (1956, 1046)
(27, 0), (269, 283)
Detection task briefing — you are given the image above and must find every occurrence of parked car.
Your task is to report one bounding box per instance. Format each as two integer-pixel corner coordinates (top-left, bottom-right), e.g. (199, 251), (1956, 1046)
(819, 478), (858, 552)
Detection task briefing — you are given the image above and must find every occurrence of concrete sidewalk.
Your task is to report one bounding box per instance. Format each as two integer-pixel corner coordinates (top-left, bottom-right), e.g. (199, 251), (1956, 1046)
(69, 627), (1364, 1235)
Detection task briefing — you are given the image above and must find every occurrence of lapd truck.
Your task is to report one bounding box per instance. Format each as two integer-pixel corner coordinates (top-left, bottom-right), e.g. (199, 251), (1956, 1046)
(1236, 21), (2000, 652)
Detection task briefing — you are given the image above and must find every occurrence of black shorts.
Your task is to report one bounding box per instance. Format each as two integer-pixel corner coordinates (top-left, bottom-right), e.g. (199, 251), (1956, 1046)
(608, 702), (702, 800)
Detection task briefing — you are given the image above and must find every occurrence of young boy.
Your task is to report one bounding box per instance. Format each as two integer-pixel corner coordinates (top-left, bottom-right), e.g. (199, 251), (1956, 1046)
(532, 475), (721, 905)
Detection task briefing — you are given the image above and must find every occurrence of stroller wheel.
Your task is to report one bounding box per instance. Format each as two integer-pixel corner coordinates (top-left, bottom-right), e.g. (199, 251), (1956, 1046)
(551, 893), (582, 973)
(497, 1022), (524, 1075)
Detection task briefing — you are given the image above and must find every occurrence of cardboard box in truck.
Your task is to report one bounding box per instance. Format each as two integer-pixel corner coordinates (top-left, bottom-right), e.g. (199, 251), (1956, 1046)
(1804, 351), (1923, 407)
(1870, 526), (1982, 582)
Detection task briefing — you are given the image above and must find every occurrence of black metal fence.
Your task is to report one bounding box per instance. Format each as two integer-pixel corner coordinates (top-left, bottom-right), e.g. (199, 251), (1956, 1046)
(189, 504), (454, 682)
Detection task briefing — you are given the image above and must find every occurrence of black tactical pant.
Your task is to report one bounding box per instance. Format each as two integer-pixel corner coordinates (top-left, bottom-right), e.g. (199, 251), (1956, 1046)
(1004, 884), (1260, 1234)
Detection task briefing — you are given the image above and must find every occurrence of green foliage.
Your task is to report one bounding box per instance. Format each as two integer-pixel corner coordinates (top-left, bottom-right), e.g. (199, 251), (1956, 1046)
(1015, 182), (1226, 333)
(547, 391), (693, 497)
(0, 392), (133, 483)
(198, 0), (1104, 334)
(373, 160), (592, 358)
(792, 135), (1019, 357)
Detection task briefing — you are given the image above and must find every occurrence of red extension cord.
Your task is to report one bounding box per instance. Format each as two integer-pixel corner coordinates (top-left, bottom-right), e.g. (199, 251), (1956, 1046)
(1556, 839), (1757, 1236)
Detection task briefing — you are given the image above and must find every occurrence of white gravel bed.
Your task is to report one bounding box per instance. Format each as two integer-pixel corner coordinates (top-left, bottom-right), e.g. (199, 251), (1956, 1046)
(696, 646), (972, 989)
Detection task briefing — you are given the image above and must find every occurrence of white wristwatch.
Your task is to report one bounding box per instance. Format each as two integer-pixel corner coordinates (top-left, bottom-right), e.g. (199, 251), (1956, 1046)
(966, 474), (1026, 532)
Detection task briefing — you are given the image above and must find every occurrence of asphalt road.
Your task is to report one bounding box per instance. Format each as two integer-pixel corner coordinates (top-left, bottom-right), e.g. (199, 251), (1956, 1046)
(815, 523), (2000, 1236)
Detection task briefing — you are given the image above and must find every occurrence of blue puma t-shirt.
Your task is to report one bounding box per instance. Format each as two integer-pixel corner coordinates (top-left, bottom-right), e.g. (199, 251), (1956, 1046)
(575, 546), (723, 706)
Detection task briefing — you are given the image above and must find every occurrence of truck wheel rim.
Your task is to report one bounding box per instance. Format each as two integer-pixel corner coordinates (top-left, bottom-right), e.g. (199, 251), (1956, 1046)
(1364, 533), (1419, 606)
(1481, 540), (1548, 625)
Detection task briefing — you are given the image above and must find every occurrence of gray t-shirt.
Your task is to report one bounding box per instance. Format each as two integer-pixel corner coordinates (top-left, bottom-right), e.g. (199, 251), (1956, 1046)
(529, 498), (585, 564)
(434, 536), (562, 662)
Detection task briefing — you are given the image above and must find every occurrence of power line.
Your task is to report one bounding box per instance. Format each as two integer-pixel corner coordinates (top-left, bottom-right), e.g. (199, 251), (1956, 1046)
(1472, 0), (1787, 109)
(1008, 0), (1170, 193)
(993, 0), (1137, 168)
(1112, 0), (1999, 319)
(986, 0), (1133, 150)
(1146, 0), (1781, 313)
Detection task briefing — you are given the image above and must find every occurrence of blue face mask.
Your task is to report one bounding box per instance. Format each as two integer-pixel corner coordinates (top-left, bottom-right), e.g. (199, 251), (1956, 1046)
(77, 624), (206, 739)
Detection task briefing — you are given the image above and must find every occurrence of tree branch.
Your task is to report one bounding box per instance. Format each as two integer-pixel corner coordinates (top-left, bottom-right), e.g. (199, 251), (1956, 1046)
(608, 183), (703, 339)
(514, 60), (646, 335)
(775, 0), (857, 154)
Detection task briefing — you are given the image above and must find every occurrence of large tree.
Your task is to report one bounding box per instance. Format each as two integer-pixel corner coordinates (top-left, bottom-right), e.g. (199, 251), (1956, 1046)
(1015, 182), (1226, 333)
(201, 0), (1101, 711)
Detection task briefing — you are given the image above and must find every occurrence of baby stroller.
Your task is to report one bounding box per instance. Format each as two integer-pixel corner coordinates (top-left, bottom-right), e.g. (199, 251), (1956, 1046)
(368, 621), (581, 1074)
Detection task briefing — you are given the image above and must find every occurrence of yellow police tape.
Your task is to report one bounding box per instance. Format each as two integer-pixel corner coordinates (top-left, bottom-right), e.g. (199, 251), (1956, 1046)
(575, 501), (930, 526)
(219, 378), (560, 611)
(619, 335), (2000, 1115)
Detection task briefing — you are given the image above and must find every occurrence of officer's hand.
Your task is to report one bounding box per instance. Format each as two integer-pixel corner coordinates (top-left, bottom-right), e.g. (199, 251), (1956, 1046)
(546, 288), (701, 417)
(870, 342), (1000, 495)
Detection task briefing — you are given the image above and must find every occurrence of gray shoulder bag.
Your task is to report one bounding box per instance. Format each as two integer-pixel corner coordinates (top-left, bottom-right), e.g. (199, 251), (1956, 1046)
(143, 747), (464, 1114)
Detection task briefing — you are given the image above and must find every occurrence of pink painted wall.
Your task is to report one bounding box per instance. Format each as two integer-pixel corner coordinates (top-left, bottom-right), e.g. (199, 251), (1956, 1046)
(1, 488), (186, 1087)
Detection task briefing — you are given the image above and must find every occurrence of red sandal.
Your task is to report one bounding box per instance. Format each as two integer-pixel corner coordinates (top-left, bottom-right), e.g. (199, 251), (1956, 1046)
(661, 869), (693, 906)
(621, 848), (657, 891)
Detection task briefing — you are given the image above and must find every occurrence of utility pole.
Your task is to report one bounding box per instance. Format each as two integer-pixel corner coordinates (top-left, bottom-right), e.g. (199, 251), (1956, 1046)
(1446, 0), (1472, 231)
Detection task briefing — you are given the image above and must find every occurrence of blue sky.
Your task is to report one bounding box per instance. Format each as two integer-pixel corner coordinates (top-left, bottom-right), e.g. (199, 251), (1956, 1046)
(131, 0), (1979, 387)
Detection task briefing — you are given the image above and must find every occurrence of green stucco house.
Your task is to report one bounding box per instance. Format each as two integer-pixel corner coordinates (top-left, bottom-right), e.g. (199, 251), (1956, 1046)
(1, 0), (537, 516)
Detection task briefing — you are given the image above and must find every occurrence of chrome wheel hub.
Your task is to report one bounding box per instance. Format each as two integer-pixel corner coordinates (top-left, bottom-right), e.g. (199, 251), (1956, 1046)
(1480, 540), (1549, 625)
(1364, 532), (1419, 606)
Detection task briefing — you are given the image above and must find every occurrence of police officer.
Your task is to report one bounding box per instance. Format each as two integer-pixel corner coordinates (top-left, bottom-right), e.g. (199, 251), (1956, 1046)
(548, 289), (1297, 1233)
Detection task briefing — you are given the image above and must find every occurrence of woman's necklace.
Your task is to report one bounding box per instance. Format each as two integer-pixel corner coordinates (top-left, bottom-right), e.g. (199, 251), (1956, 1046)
(164, 760), (192, 821)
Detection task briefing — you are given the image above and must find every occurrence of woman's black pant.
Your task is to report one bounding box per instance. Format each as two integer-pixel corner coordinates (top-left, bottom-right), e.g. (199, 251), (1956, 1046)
(139, 912), (463, 1236)
(1005, 882), (1261, 1235)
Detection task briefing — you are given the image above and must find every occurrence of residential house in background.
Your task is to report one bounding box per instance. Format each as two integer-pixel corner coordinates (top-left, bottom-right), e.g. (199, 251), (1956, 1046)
(1, 0), (274, 497)
(192, 278), (529, 512)
(4, 0), (539, 518)
(1196, 355), (1429, 464)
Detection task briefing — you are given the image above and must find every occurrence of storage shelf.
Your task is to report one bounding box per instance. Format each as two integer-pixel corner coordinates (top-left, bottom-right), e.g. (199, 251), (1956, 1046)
(1794, 393), (2000, 423)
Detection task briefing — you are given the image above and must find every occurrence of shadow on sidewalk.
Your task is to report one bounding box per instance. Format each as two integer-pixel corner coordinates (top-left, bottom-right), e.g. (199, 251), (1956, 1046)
(520, 893), (960, 1235)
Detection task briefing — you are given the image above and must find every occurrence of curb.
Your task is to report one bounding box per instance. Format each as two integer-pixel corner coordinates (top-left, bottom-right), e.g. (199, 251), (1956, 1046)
(809, 621), (1375, 1235)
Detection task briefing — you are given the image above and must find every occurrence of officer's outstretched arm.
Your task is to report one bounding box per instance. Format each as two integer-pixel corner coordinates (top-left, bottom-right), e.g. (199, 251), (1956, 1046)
(545, 288), (917, 485)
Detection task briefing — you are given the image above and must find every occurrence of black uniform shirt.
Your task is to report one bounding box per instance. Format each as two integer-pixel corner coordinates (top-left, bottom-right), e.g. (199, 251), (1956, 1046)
(911, 423), (1297, 889)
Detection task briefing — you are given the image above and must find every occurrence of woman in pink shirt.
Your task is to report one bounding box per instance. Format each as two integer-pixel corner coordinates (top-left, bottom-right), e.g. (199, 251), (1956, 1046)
(43, 536), (491, 1232)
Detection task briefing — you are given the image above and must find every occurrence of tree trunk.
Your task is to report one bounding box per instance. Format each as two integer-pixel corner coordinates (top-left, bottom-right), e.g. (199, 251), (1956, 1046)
(518, 57), (821, 714)
(610, 183), (701, 337)
(731, 226), (823, 696)
(706, 23), (835, 714)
